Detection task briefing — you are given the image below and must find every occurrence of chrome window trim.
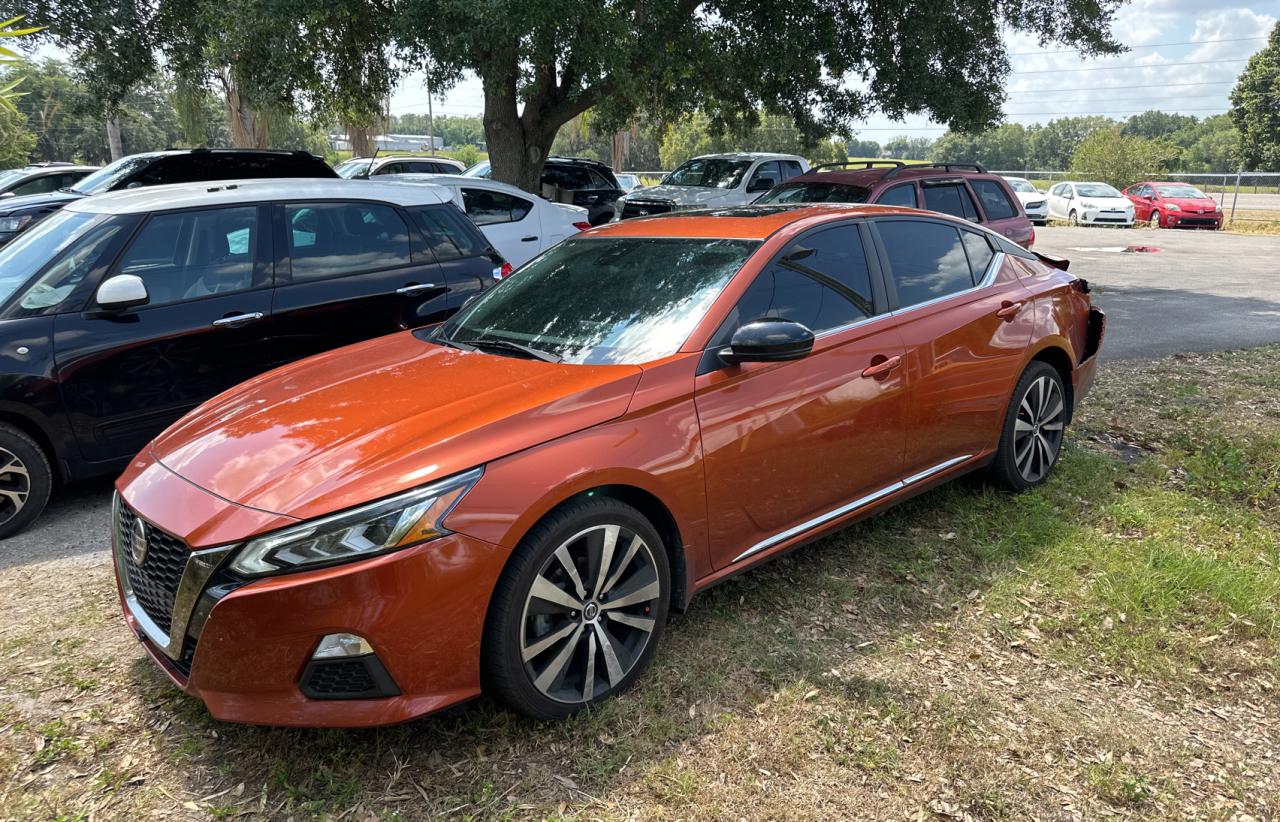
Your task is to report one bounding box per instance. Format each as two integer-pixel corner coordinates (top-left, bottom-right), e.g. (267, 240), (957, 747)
(732, 454), (973, 564)
(112, 493), (235, 661)
(886, 250), (1005, 319)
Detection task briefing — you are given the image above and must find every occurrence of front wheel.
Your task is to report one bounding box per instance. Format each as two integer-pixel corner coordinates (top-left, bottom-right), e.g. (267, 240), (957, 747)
(482, 497), (670, 720)
(1149, 211), (1161, 229)
(988, 362), (1067, 491)
(0, 423), (53, 540)
(1069, 210), (1080, 226)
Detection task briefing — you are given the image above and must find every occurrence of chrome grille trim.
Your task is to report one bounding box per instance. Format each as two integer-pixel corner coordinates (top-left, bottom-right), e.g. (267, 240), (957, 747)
(112, 493), (234, 661)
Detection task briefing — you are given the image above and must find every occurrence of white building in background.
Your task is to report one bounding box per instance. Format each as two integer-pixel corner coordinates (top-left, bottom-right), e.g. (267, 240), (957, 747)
(327, 134), (446, 152)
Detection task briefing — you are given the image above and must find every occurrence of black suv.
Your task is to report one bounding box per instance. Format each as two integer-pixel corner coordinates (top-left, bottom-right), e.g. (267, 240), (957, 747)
(0, 149), (336, 247)
(0, 178), (505, 538)
(462, 156), (625, 226)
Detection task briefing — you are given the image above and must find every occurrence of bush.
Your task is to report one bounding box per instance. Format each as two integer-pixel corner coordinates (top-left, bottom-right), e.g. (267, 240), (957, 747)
(0, 105), (34, 167)
(1069, 128), (1180, 189)
(447, 144), (483, 169)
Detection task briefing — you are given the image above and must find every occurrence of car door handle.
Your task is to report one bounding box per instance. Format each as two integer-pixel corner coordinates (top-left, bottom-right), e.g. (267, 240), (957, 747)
(861, 355), (902, 379)
(521, 235), (539, 242)
(212, 312), (264, 329)
(996, 300), (1024, 320)
(396, 283), (436, 296)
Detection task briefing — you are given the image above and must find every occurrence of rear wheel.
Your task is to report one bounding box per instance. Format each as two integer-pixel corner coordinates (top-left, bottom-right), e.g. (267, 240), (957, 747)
(0, 424), (52, 540)
(482, 497), (670, 720)
(988, 362), (1067, 491)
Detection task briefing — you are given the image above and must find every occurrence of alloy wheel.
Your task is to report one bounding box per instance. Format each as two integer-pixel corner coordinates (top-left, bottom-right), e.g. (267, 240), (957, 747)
(0, 447), (30, 526)
(519, 524), (662, 704)
(1150, 211), (1161, 229)
(1013, 375), (1064, 484)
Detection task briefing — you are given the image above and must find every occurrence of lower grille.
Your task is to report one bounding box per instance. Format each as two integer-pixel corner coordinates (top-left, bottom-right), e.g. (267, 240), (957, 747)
(117, 503), (190, 636)
(621, 199), (674, 219)
(1178, 217), (1218, 227)
(300, 655), (401, 700)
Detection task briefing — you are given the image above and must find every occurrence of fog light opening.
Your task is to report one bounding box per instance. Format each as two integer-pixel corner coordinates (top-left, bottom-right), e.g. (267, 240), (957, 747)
(312, 632), (375, 659)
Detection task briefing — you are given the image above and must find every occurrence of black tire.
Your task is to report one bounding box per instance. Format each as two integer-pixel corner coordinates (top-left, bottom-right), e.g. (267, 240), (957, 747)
(987, 362), (1067, 492)
(1069, 210), (1079, 226)
(1149, 211), (1161, 229)
(482, 496), (671, 720)
(0, 423), (53, 539)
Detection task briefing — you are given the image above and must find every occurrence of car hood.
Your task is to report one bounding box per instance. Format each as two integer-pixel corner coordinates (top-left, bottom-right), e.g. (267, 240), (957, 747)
(0, 189), (83, 216)
(148, 332), (644, 521)
(622, 185), (738, 207)
(1013, 191), (1045, 205)
(1163, 197), (1221, 211)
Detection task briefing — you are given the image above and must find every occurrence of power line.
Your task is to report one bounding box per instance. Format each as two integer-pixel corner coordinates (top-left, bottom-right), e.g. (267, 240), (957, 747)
(1011, 57), (1248, 75)
(1006, 80), (1234, 94)
(1009, 35), (1267, 57)
(1003, 107), (1227, 115)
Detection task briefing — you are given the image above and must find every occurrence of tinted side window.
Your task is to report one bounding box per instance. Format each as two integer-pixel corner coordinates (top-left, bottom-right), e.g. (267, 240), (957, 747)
(875, 183), (917, 208)
(780, 225), (875, 319)
(286, 202), (412, 281)
(782, 160), (805, 180)
(542, 166), (594, 190)
(748, 161), (782, 189)
(971, 180), (1018, 220)
(412, 205), (487, 259)
(922, 183), (979, 222)
(879, 220), (974, 308)
(961, 231), (995, 280)
(116, 207), (259, 305)
(12, 175), (62, 196)
(373, 163), (400, 175)
(462, 188), (533, 225)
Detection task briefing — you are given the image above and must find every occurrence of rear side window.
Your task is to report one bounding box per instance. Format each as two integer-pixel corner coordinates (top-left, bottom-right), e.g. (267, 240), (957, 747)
(462, 188), (533, 225)
(285, 201), (412, 281)
(542, 166), (595, 190)
(713, 224), (873, 341)
(875, 183), (917, 208)
(971, 180), (1019, 220)
(413, 205), (487, 259)
(922, 183), (979, 222)
(782, 160), (805, 180)
(878, 220), (975, 308)
(11, 175), (63, 197)
(961, 231), (995, 280)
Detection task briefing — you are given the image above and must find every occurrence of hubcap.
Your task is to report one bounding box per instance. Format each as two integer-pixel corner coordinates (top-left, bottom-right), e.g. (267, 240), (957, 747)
(0, 448), (30, 525)
(1013, 375), (1064, 483)
(519, 523), (661, 704)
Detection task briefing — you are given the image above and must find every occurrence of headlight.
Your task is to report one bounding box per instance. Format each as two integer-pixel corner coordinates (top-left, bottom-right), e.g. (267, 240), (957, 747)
(0, 214), (33, 233)
(229, 467), (483, 576)
(1165, 203), (1181, 211)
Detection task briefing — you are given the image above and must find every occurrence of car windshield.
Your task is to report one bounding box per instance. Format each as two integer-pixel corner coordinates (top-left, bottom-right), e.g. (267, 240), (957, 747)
(663, 158), (752, 189)
(437, 237), (757, 365)
(461, 161), (491, 178)
(0, 169), (27, 188)
(1006, 178), (1037, 193)
(70, 155), (154, 194)
(755, 182), (871, 204)
(1075, 183), (1122, 198)
(1156, 184), (1208, 198)
(334, 159), (372, 179)
(0, 210), (107, 305)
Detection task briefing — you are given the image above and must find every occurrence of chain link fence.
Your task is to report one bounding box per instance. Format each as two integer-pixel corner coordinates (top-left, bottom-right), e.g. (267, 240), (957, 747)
(991, 171), (1280, 223)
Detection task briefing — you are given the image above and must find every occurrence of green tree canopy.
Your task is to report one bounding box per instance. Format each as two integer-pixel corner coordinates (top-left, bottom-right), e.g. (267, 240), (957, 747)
(1230, 21), (1280, 171)
(658, 111), (846, 168)
(930, 123), (1028, 170)
(881, 136), (933, 160)
(1068, 128), (1180, 189)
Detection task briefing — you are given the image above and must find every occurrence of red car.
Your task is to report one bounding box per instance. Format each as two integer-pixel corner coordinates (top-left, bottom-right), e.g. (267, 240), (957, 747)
(1122, 181), (1223, 229)
(112, 204), (1104, 727)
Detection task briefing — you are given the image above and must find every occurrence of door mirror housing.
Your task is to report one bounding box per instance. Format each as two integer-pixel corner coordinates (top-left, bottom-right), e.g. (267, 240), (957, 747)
(719, 320), (815, 366)
(95, 274), (150, 311)
(747, 175), (778, 193)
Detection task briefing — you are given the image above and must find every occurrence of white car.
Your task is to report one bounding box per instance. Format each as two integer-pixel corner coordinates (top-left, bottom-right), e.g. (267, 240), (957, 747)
(335, 155), (466, 179)
(386, 174), (589, 268)
(1046, 181), (1134, 227)
(1002, 176), (1049, 225)
(615, 152), (810, 219)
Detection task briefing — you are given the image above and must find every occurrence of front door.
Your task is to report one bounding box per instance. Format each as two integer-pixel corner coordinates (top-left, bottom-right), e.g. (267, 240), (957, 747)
(695, 223), (908, 569)
(55, 204), (275, 464)
(270, 200), (453, 365)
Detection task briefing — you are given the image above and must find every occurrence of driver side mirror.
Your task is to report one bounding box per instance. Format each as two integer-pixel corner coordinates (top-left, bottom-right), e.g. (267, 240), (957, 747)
(95, 274), (150, 311)
(0, 191), (13, 199)
(719, 320), (814, 366)
(747, 175), (778, 193)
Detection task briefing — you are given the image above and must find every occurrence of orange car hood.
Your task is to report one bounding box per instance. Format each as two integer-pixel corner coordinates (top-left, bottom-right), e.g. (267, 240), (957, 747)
(149, 332), (643, 521)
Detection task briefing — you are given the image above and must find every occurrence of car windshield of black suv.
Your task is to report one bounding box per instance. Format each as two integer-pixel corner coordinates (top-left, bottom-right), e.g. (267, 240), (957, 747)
(1156, 185), (1208, 199)
(755, 182), (872, 204)
(435, 237), (757, 365)
(69, 156), (154, 195)
(663, 159), (752, 189)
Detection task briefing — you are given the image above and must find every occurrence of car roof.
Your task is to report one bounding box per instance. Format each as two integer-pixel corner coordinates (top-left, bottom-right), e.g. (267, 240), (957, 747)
(16, 164), (99, 175)
(692, 152), (805, 162)
(64, 178), (454, 215)
(361, 155), (463, 166)
(785, 164), (1004, 188)
(585, 203), (932, 240)
(379, 173), (534, 197)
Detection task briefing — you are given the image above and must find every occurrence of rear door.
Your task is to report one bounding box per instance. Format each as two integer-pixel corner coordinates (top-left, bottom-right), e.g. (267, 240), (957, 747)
(408, 204), (499, 311)
(460, 186), (542, 267)
(269, 199), (452, 365)
(970, 178), (1032, 248)
(54, 204), (275, 464)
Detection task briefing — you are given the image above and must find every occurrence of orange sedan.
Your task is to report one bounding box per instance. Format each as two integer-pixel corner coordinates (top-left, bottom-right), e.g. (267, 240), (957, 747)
(112, 204), (1104, 726)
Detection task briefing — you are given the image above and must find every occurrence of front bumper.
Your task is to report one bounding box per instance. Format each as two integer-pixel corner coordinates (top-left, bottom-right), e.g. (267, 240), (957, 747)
(1079, 209), (1133, 226)
(114, 465), (509, 727)
(1163, 210), (1222, 229)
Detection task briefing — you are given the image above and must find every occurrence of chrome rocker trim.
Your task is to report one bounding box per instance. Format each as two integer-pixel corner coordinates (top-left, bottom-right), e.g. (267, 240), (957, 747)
(112, 493), (234, 661)
(732, 454), (973, 564)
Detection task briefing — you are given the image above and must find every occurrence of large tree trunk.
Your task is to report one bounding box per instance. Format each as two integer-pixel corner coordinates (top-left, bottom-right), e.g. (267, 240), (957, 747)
(219, 72), (270, 149)
(347, 124), (376, 157)
(105, 117), (124, 161)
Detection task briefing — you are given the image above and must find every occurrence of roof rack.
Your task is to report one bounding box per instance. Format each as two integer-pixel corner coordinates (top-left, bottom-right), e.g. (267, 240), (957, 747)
(883, 161), (988, 179)
(549, 155), (610, 167)
(811, 160), (906, 173)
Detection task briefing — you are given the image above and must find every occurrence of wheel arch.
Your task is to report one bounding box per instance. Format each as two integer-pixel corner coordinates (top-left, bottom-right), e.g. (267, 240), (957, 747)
(0, 404), (65, 482)
(1026, 344), (1075, 423)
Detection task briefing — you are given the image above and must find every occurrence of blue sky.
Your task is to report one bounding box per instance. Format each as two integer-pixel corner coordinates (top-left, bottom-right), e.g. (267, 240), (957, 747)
(389, 0), (1278, 143)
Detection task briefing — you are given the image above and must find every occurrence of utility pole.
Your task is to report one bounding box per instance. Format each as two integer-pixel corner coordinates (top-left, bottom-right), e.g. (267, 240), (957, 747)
(1229, 167), (1242, 226)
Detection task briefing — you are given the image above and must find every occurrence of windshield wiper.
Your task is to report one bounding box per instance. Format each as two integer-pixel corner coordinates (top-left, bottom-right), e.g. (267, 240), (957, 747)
(457, 337), (562, 363)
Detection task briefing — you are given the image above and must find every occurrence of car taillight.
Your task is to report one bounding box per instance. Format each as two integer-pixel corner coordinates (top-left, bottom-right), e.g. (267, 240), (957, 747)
(572, 221), (592, 232)
(1029, 227), (1035, 247)
(493, 262), (513, 280)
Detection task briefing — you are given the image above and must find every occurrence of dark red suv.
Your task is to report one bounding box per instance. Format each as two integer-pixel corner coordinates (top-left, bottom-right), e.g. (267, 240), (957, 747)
(757, 162), (1034, 248)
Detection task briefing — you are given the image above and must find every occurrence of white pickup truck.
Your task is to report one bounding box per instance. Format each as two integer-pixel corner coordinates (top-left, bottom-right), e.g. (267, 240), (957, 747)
(615, 152), (810, 219)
